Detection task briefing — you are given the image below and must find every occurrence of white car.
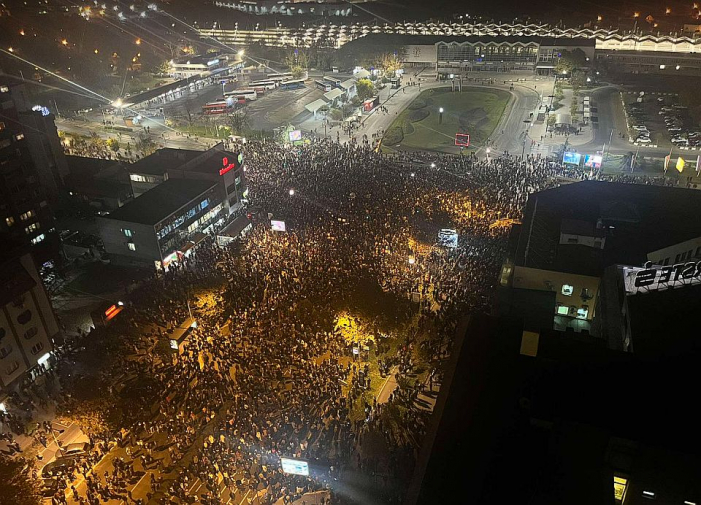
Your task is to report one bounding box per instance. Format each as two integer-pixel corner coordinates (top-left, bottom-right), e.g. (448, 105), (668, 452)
(632, 125), (648, 131)
(636, 137), (652, 143)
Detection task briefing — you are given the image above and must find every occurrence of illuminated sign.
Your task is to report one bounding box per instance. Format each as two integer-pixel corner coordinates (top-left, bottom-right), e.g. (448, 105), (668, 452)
(32, 105), (51, 117)
(219, 156), (237, 176)
(584, 154), (602, 169)
(563, 152), (582, 165)
(280, 457), (309, 476)
(623, 261), (701, 295)
(104, 304), (123, 321)
(454, 133), (470, 147)
(438, 228), (458, 248)
(271, 220), (286, 232)
(289, 130), (302, 142)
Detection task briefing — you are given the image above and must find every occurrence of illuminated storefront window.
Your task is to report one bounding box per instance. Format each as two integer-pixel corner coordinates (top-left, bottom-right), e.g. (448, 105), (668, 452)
(614, 476), (628, 503)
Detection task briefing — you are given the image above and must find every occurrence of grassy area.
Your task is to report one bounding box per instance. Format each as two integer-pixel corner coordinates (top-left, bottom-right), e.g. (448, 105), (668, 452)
(382, 86), (511, 154)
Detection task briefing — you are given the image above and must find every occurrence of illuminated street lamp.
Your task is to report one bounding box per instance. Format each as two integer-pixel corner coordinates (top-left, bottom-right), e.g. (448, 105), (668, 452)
(439, 107), (444, 124)
(61, 39), (68, 46)
(289, 189), (295, 196)
(430, 162), (436, 168)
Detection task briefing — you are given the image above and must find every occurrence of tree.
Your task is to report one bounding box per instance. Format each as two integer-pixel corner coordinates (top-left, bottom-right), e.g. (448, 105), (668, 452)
(154, 60), (171, 75)
(227, 108), (251, 136)
(135, 132), (158, 157)
(284, 50), (310, 79)
(107, 138), (120, 152)
(0, 455), (41, 505)
(376, 52), (403, 75)
(356, 79), (374, 101)
(555, 49), (587, 75)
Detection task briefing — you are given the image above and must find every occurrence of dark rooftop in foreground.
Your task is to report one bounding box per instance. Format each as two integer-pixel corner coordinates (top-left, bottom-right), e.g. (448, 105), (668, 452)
(128, 148), (204, 176)
(103, 178), (216, 226)
(515, 181), (701, 276)
(127, 147), (239, 177)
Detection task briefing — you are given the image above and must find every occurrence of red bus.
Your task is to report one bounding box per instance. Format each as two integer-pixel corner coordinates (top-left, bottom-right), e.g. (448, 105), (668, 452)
(203, 101), (229, 115)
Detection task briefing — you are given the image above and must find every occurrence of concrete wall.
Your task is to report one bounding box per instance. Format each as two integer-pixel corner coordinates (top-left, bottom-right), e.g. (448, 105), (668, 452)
(403, 45), (437, 64)
(97, 218), (160, 268)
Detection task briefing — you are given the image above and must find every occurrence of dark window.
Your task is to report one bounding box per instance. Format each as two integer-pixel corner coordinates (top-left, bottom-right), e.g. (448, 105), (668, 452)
(5, 360), (20, 375)
(0, 345), (12, 359)
(17, 309), (32, 325)
(696, 246), (701, 257)
(24, 327), (38, 340)
(0, 328), (5, 341)
(675, 254), (680, 263)
(30, 342), (44, 355)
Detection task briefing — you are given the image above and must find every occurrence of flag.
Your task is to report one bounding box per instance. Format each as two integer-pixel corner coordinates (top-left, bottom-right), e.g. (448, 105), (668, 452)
(676, 157), (685, 173)
(664, 154), (671, 173)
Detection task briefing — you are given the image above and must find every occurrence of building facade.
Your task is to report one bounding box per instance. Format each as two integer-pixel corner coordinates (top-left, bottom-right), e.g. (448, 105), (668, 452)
(0, 79), (61, 259)
(98, 146), (246, 269)
(0, 250), (58, 389)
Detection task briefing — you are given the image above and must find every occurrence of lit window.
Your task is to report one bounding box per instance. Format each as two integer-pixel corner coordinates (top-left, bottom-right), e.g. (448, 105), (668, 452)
(561, 284), (574, 296)
(31, 234), (45, 245)
(127, 242), (136, 251)
(614, 476), (628, 503)
(20, 210), (34, 221)
(577, 306), (589, 319)
(5, 216), (14, 227)
(15, 133), (24, 141)
(24, 222), (40, 234)
(0, 86), (8, 93)
(557, 305), (570, 316)
(123, 229), (133, 237)
(642, 490), (656, 499)
(0, 121), (4, 131)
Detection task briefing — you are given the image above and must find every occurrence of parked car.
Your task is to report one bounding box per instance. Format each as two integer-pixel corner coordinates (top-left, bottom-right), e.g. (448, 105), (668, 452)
(636, 137), (652, 143)
(632, 125), (648, 131)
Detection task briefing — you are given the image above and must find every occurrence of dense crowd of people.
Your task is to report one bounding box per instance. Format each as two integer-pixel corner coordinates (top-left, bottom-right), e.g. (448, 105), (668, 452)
(4, 136), (687, 505)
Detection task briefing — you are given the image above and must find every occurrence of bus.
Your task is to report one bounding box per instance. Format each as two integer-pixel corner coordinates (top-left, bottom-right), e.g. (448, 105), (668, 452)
(390, 77), (401, 89)
(224, 89), (257, 101)
(202, 101), (230, 115)
(280, 79), (305, 91)
(323, 75), (342, 89)
(315, 80), (332, 92)
(249, 80), (277, 90)
(267, 72), (294, 82)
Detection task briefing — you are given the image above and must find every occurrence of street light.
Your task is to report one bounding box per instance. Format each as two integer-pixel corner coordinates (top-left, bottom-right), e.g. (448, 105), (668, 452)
(289, 189), (295, 196)
(430, 162), (436, 168)
(439, 107), (444, 124)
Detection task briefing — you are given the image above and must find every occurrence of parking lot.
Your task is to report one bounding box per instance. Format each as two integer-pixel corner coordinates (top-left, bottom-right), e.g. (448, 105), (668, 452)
(624, 92), (700, 148)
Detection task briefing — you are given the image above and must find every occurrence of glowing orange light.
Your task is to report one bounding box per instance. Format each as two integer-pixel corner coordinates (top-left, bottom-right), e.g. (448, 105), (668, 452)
(61, 39), (68, 46)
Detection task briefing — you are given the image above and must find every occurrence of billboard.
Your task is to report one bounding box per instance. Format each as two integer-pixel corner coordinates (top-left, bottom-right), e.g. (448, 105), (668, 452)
(438, 229), (458, 248)
(562, 152), (582, 165)
(583, 154), (602, 169)
(271, 220), (286, 232)
(454, 133), (470, 147)
(280, 457), (309, 476)
(289, 130), (302, 142)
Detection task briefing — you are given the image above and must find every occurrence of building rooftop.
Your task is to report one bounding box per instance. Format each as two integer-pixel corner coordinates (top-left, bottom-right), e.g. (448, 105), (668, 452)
(128, 147), (240, 177)
(103, 178), (216, 226)
(128, 148), (204, 176)
(515, 181), (701, 276)
(343, 33), (595, 48)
